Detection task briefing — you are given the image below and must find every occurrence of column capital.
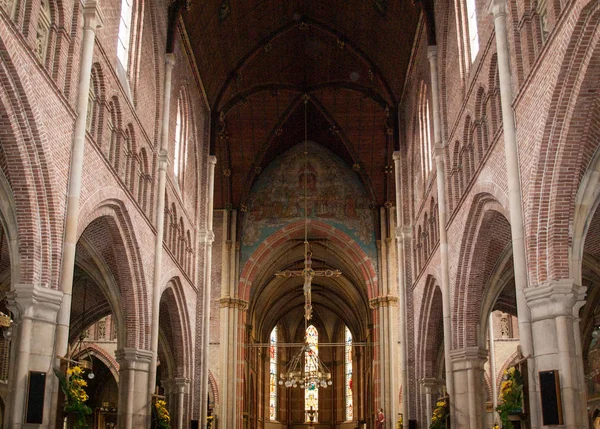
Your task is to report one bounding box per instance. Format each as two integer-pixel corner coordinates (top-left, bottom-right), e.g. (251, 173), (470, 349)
(208, 155), (217, 166)
(393, 151), (402, 162)
(488, 0), (507, 17)
(449, 347), (488, 370)
(369, 295), (399, 309)
(115, 347), (154, 370)
(420, 377), (445, 394)
(158, 149), (170, 169)
(173, 377), (190, 392)
(219, 297), (248, 310)
(165, 53), (176, 68)
(427, 45), (438, 60)
(395, 225), (412, 241)
(524, 279), (586, 320)
(198, 230), (215, 244)
(6, 283), (63, 323)
(82, 0), (104, 30)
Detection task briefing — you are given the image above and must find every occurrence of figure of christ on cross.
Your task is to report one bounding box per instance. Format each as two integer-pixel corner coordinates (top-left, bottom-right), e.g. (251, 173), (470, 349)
(275, 241), (341, 320)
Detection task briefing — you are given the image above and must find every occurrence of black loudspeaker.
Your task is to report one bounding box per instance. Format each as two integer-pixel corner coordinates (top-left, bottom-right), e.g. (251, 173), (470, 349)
(408, 419), (417, 429)
(539, 370), (563, 425)
(26, 371), (46, 424)
(191, 420), (199, 429)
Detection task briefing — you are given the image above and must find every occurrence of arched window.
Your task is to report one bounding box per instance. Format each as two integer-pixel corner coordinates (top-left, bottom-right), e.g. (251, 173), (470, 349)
(269, 326), (278, 420)
(117, 0), (133, 70)
(35, 0), (51, 64)
(86, 79), (96, 133)
(1, 0), (17, 20)
(174, 96), (189, 186)
(466, 0), (480, 61)
(305, 325), (319, 422)
(418, 82), (433, 184)
(345, 326), (353, 421)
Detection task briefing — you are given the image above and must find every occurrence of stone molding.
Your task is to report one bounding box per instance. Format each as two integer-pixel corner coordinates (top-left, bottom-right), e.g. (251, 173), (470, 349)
(6, 283), (63, 323)
(488, 0), (507, 16)
(115, 347), (154, 371)
(524, 279), (586, 320)
(419, 377), (445, 394)
(449, 347), (488, 371)
(198, 230), (215, 244)
(219, 297), (248, 310)
(369, 295), (399, 309)
(82, 0), (104, 30)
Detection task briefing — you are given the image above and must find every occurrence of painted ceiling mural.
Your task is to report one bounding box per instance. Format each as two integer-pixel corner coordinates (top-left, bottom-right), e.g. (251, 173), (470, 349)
(240, 141), (377, 265)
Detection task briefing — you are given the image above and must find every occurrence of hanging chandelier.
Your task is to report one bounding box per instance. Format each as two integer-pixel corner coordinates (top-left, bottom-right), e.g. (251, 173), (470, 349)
(274, 95), (339, 390)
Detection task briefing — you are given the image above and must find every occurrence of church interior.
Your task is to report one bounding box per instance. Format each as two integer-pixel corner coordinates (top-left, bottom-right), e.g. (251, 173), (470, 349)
(0, 0), (599, 428)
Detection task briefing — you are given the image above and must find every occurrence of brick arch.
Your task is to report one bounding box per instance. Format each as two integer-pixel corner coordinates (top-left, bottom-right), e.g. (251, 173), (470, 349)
(453, 192), (511, 348)
(208, 370), (220, 407)
(0, 39), (59, 288)
(417, 276), (444, 381)
(239, 219), (378, 302)
(74, 344), (120, 383)
(159, 277), (193, 378)
(494, 350), (522, 403)
(77, 195), (149, 349)
(528, 2), (600, 285)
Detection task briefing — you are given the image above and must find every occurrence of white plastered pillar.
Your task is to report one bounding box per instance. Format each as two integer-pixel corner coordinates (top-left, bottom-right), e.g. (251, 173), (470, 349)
(450, 347), (488, 429)
(524, 280), (586, 428)
(115, 348), (153, 429)
(6, 283), (62, 428)
(488, 0), (538, 426)
(51, 0), (104, 423)
(426, 46), (455, 426)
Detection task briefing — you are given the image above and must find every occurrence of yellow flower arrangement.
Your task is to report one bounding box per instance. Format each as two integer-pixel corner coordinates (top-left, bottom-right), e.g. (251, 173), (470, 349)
(154, 399), (171, 429)
(496, 367), (523, 429)
(54, 365), (92, 429)
(207, 415), (214, 429)
(429, 397), (449, 429)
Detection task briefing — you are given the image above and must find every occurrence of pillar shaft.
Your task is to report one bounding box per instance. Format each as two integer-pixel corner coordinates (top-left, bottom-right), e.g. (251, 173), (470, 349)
(393, 152), (410, 421)
(148, 53), (176, 401)
(450, 347), (488, 429)
(426, 46), (455, 419)
(524, 280), (586, 428)
(52, 1), (104, 424)
(487, 0), (537, 426)
(6, 284), (62, 428)
(116, 348), (153, 429)
(198, 156), (217, 427)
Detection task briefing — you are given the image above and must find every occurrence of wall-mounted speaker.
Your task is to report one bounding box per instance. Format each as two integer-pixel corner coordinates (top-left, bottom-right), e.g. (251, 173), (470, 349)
(26, 371), (46, 424)
(539, 370), (563, 425)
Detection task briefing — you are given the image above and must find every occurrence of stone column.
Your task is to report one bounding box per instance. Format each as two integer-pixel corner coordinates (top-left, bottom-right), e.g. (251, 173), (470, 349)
(426, 46), (455, 420)
(420, 378), (443, 426)
(5, 284), (62, 428)
(173, 377), (189, 429)
(148, 53), (176, 400)
(392, 152), (410, 421)
(370, 295), (399, 428)
(524, 280), (586, 428)
(198, 156), (217, 427)
(116, 348), (153, 429)
(450, 347), (488, 429)
(487, 0), (537, 426)
(52, 0), (104, 423)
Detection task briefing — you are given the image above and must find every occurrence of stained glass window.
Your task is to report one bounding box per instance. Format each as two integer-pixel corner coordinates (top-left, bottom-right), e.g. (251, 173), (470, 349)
(269, 327), (277, 420)
(466, 0), (479, 61)
(117, 0), (133, 70)
(345, 326), (353, 420)
(305, 325), (318, 422)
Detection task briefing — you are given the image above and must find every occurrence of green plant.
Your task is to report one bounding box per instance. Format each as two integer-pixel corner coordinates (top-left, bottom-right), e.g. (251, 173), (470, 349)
(54, 365), (92, 429)
(429, 397), (449, 429)
(496, 367), (524, 429)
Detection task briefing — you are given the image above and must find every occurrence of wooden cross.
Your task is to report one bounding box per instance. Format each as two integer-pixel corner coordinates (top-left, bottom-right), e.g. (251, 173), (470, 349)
(275, 242), (341, 320)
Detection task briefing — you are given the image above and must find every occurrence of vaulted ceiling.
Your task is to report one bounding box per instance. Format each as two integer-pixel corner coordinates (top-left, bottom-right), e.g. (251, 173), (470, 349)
(182, 0), (423, 209)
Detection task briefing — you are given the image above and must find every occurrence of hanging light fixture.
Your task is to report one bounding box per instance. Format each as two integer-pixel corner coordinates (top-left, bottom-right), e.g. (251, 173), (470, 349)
(275, 95), (337, 390)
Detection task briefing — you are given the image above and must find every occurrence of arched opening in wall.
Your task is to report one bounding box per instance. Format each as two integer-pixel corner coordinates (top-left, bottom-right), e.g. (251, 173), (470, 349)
(243, 227), (373, 428)
(61, 210), (145, 429)
(155, 283), (190, 429)
(454, 195), (525, 427)
(0, 214), (14, 410)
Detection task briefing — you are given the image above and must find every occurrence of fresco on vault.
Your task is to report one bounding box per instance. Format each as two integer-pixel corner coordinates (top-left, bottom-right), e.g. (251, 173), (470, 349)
(241, 142), (376, 265)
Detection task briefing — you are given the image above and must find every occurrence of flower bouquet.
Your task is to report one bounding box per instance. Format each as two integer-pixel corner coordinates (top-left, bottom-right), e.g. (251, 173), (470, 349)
(496, 367), (524, 428)
(54, 365), (92, 429)
(154, 399), (171, 429)
(429, 397), (449, 429)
